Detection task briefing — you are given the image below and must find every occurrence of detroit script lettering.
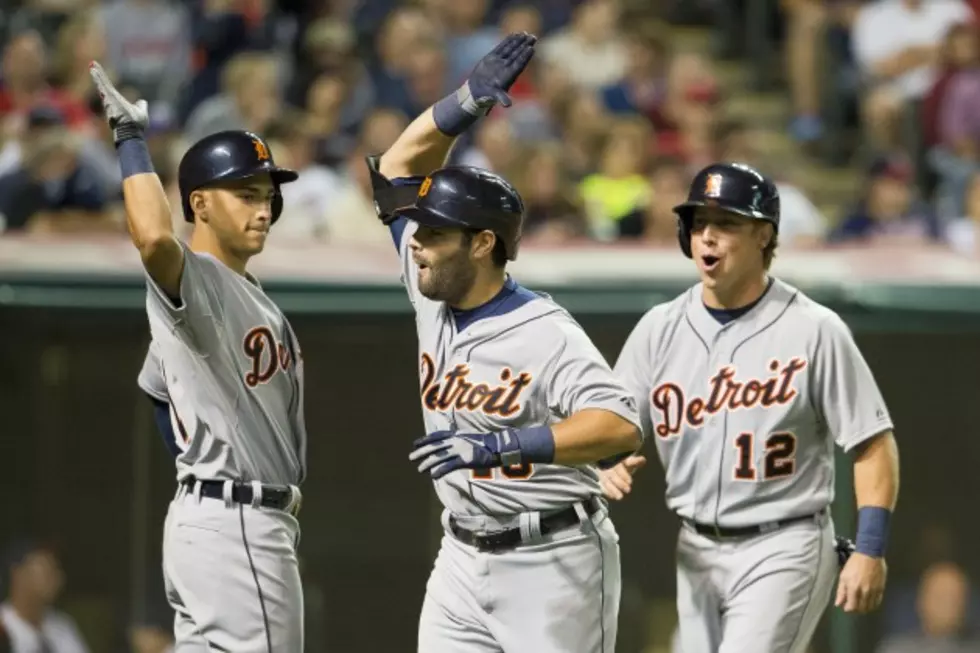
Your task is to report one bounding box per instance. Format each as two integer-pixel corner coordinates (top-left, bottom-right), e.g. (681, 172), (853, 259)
(242, 326), (293, 387)
(420, 352), (532, 416)
(653, 358), (807, 437)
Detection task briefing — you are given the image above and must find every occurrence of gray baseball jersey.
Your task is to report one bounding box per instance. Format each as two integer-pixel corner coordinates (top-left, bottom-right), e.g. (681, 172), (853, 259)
(614, 278), (893, 527)
(136, 242), (307, 485)
(397, 219), (642, 516)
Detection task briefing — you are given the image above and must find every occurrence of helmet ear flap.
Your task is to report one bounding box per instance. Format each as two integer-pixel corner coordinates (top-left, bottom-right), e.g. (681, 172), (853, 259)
(676, 211), (693, 258)
(271, 188), (283, 224)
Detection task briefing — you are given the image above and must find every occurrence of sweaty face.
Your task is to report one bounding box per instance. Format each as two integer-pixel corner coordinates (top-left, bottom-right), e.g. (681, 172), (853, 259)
(410, 225), (478, 304)
(193, 174), (276, 257)
(689, 206), (770, 292)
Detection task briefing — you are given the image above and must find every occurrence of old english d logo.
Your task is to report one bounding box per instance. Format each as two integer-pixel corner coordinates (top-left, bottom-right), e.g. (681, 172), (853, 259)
(253, 138), (270, 161)
(704, 173), (723, 198)
(419, 177), (432, 197)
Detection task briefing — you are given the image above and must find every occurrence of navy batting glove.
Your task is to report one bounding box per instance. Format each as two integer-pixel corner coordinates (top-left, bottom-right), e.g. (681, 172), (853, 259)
(409, 426), (554, 480)
(467, 31), (537, 108)
(432, 32), (537, 136)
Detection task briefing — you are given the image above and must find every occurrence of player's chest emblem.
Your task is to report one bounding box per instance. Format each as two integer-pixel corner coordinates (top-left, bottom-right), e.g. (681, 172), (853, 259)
(242, 326), (293, 387)
(652, 358), (807, 437)
(419, 352), (531, 416)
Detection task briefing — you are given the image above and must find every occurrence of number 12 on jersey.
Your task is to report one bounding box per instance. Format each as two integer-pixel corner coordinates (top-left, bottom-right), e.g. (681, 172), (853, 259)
(733, 432), (796, 481)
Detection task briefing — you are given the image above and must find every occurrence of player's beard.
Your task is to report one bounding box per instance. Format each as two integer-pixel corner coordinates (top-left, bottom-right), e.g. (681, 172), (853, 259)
(418, 247), (477, 305)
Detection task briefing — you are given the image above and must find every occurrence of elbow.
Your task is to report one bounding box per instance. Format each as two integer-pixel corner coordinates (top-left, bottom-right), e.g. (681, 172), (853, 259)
(137, 232), (178, 265)
(606, 415), (642, 455)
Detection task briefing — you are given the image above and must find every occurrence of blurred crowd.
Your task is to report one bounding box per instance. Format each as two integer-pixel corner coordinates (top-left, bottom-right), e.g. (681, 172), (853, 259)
(0, 0), (975, 257)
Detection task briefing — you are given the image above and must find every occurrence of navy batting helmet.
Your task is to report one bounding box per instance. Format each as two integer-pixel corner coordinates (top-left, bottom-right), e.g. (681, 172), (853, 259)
(178, 130), (298, 224)
(672, 162), (780, 258)
(398, 166), (525, 261)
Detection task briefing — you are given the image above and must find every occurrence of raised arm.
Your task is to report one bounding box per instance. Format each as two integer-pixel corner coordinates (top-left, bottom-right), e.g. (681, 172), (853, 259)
(90, 62), (184, 299)
(379, 32), (535, 180)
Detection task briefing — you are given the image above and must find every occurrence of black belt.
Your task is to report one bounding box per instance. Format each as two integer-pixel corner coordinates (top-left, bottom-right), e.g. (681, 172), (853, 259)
(449, 497), (603, 553)
(182, 478), (300, 515)
(683, 511), (823, 539)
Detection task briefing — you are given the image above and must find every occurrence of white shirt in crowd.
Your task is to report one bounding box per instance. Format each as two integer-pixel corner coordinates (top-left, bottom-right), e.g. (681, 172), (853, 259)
(0, 603), (89, 653)
(852, 0), (973, 99)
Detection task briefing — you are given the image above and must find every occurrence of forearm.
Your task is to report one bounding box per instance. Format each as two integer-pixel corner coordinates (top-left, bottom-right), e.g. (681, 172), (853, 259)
(377, 107), (458, 179)
(852, 431), (900, 557)
(118, 143), (179, 256)
(853, 431), (899, 509)
(517, 409), (641, 467)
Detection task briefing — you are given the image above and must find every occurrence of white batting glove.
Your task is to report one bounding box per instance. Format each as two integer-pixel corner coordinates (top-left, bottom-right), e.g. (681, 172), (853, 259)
(89, 61), (148, 143)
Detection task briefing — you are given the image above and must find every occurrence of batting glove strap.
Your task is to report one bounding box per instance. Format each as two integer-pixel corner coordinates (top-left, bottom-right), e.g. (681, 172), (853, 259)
(113, 122), (146, 146)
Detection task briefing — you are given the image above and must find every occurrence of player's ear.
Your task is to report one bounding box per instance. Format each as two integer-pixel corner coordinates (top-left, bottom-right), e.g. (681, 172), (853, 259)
(190, 190), (208, 222)
(757, 223), (772, 251)
(470, 230), (497, 261)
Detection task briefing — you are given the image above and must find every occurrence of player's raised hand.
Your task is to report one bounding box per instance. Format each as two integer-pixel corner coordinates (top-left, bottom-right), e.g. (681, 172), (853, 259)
(89, 61), (148, 142)
(464, 32), (537, 110)
(835, 553), (888, 614)
(599, 454), (647, 501)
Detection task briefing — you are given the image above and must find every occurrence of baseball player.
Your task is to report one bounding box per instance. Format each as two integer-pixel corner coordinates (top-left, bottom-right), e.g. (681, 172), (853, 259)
(90, 63), (307, 652)
(367, 33), (644, 652)
(602, 162), (901, 652)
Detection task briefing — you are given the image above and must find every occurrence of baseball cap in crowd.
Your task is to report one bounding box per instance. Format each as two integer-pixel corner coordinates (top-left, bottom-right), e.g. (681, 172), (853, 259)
(26, 105), (65, 129)
(867, 153), (914, 182)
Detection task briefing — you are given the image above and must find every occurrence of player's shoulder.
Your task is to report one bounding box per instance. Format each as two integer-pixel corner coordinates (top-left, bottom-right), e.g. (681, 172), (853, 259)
(776, 279), (851, 334)
(629, 284), (697, 335)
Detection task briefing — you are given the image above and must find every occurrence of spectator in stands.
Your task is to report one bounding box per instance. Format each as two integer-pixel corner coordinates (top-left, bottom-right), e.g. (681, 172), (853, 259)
(780, 0), (863, 144)
(287, 17), (373, 160)
(0, 105), (115, 234)
(499, 4), (544, 44)
(96, 0), (191, 115)
(369, 6), (430, 118)
(0, 29), (90, 134)
(47, 10), (102, 126)
(945, 169), (980, 255)
(179, 0), (284, 122)
(262, 111), (340, 241)
(0, 538), (89, 653)
(579, 117), (652, 240)
(444, 0), (499, 87)
(922, 23), (978, 154)
(506, 57), (568, 143)
(458, 116), (520, 175)
(402, 38), (451, 121)
(599, 24), (669, 124)
(876, 561), (980, 653)
(852, 0), (972, 150)
(281, 107), (399, 245)
(558, 90), (610, 180)
(656, 51), (719, 161)
(828, 153), (942, 244)
(715, 119), (827, 247)
(644, 155), (687, 244)
(183, 50), (281, 145)
(540, 0), (628, 90)
(514, 142), (589, 243)
(930, 22), (980, 217)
